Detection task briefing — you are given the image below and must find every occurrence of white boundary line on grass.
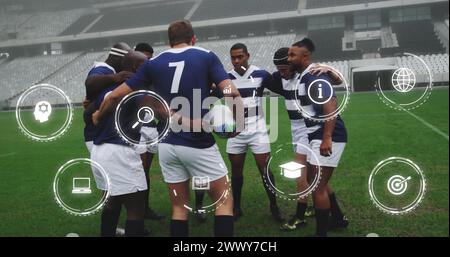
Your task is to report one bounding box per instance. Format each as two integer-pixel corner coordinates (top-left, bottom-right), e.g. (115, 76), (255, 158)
(400, 107), (449, 141)
(0, 152), (16, 158)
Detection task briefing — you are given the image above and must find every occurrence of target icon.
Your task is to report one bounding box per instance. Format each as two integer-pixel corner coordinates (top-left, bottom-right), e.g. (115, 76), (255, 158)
(387, 175), (411, 196)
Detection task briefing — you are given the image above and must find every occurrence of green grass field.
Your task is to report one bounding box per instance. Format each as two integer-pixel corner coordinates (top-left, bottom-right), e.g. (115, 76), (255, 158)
(0, 88), (448, 237)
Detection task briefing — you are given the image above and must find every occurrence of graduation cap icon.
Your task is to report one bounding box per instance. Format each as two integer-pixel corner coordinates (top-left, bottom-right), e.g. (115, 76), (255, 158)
(279, 161), (305, 179)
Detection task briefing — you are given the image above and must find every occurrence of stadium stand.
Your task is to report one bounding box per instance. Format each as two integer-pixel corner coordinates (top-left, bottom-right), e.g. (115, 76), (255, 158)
(308, 28), (362, 61)
(17, 9), (88, 39)
(60, 13), (101, 36)
(380, 27), (399, 49)
(396, 53), (449, 83)
(306, 0), (388, 9)
(6, 51), (108, 106)
(323, 60), (351, 85)
(0, 52), (81, 102)
(190, 0), (299, 21)
(87, 1), (195, 32)
(0, 13), (31, 40)
(0, 9), (87, 40)
(196, 34), (297, 72)
(434, 21), (449, 53)
(391, 20), (445, 55)
(0, 48), (448, 107)
(41, 51), (108, 103)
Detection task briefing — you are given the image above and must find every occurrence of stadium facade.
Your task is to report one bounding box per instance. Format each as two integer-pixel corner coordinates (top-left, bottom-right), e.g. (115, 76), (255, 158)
(0, 0), (448, 107)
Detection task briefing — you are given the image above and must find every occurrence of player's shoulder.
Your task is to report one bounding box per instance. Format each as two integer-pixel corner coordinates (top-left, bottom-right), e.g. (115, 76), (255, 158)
(303, 70), (332, 84)
(272, 71), (282, 81)
(152, 46), (213, 60)
(89, 62), (115, 75)
(228, 71), (238, 80)
(251, 65), (271, 78)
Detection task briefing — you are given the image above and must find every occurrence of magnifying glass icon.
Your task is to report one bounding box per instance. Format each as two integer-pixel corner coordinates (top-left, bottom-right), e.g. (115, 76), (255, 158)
(132, 107), (154, 129)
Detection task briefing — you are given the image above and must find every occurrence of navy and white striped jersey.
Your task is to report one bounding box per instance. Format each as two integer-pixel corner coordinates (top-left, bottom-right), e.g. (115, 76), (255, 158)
(271, 71), (304, 121)
(228, 65), (273, 126)
(297, 65), (347, 143)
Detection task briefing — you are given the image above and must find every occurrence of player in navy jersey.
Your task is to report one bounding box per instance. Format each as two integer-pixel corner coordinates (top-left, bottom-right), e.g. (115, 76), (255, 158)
(83, 42), (132, 153)
(288, 38), (348, 237)
(90, 51), (148, 237)
(134, 43), (165, 221)
(82, 43), (133, 236)
(271, 47), (345, 231)
(93, 20), (244, 237)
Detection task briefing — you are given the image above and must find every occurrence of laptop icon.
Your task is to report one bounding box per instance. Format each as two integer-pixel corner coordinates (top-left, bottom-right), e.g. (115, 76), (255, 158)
(72, 177), (92, 194)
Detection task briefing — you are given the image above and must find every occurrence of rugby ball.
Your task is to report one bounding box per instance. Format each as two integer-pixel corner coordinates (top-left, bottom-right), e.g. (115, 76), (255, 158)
(207, 104), (236, 138)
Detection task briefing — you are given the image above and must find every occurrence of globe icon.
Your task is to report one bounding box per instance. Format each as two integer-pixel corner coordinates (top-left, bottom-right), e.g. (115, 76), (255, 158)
(392, 68), (416, 93)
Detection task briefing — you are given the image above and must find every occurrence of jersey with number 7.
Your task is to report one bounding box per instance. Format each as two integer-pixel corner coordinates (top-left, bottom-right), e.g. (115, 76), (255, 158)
(125, 46), (230, 149)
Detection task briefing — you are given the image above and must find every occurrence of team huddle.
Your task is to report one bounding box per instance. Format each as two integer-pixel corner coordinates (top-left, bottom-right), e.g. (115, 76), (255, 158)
(83, 20), (348, 237)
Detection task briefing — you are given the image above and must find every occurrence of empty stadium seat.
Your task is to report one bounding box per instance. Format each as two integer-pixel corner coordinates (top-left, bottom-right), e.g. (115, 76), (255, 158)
(306, 0), (388, 9)
(0, 53), (81, 101)
(87, 1), (195, 32)
(396, 53), (449, 83)
(191, 0), (299, 21)
(0, 9), (88, 40)
(391, 20), (445, 55)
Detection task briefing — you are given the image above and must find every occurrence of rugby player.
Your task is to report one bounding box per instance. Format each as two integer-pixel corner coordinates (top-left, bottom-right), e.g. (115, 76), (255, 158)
(271, 47), (344, 231)
(287, 38), (348, 237)
(83, 42), (132, 153)
(93, 20), (244, 237)
(134, 42), (165, 220)
(91, 51), (149, 237)
(224, 43), (282, 222)
(135, 42), (154, 59)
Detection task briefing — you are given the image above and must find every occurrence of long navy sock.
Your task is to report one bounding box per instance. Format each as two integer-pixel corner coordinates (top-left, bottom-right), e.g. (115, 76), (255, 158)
(232, 176), (243, 210)
(315, 209), (330, 237)
(329, 193), (344, 220)
(262, 171), (277, 207)
(100, 207), (121, 237)
(170, 219), (188, 237)
(296, 202), (308, 220)
(125, 219), (145, 237)
(195, 191), (205, 209)
(214, 215), (234, 237)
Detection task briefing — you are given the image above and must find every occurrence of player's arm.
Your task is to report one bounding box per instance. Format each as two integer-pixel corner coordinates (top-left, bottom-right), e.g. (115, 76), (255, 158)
(320, 98), (337, 157)
(207, 52), (244, 134)
(266, 72), (284, 95)
(93, 61), (155, 125)
(92, 83), (132, 125)
(176, 81), (242, 133)
(309, 64), (343, 85)
(85, 71), (132, 100)
(217, 79), (244, 134)
(83, 101), (97, 125)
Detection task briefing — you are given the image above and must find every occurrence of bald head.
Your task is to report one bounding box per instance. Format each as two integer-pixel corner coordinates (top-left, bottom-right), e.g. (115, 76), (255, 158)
(106, 42), (132, 72)
(122, 51), (148, 73)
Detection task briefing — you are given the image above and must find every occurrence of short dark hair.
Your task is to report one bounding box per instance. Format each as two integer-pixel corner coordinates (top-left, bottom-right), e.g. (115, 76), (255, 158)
(230, 43), (248, 54)
(168, 20), (194, 47)
(134, 43), (154, 54)
(292, 38), (315, 52)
